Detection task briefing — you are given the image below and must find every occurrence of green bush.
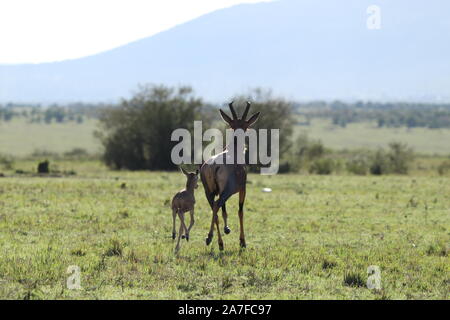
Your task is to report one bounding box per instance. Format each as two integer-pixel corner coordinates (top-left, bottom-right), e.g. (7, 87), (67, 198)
(294, 134), (325, 160)
(309, 158), (335, 175)
(387, 142), (414, 174)
(37, 160), (50, 174)
(346, 157), (369, 175)
(287, 134), (328, 173)
(0, 154), (14, 170)
(369, 142), (414, 175)
(370, 150), (390, 175)
(277, 161), (292, 174)
(305, 141), (325, 160)
(437, 159), (450, 176)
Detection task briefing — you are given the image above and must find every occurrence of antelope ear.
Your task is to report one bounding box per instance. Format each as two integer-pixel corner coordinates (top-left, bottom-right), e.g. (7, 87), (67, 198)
(246, 112), (260, 127)
(180, 167), (189, 176)
(219, 109), (233, 125)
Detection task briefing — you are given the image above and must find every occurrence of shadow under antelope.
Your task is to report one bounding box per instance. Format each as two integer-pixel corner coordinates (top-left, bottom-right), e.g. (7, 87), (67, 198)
(171, 167), (199, 253)
(200, 101), (260, 251)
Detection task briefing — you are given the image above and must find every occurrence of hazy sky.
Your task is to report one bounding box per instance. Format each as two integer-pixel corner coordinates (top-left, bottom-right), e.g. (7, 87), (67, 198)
(0, 0), (269, 64)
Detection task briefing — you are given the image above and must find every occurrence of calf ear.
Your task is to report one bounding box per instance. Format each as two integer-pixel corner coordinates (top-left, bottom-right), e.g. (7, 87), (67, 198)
(180, 167), (189, 176)
(195, 169), (199, 175)
(219, 109), (233, 125)
(246, 112), (260, 127)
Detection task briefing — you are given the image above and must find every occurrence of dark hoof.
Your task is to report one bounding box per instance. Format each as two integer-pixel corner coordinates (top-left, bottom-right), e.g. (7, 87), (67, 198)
(205, 236), (212, 246)
(185, 235), (189, 242)
(219, 243), (224, 251)
(224, 226), (231, 234)
(240, 240), (247, 248)
(172, 233), (176, 240)
(181, 235), (185, 239)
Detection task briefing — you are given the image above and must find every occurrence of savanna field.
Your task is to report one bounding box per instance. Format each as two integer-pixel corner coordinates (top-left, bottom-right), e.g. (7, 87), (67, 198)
(0, 160), (448, 299)
(2, 0), (450, 303)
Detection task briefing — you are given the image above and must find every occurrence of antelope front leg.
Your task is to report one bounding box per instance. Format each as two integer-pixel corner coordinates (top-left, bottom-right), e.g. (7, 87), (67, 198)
(238, 189), (246, 248)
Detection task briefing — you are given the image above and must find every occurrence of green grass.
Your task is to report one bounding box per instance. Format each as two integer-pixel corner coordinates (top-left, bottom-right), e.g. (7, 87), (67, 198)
(0, 118), (100, 157)
(296, 119), (450, 155)
(0, 161), (448, 299)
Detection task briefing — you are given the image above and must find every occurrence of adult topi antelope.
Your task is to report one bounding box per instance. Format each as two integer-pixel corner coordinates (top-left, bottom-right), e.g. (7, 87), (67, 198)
(200, 101), (260, 250)
(171, 167), (199, 253)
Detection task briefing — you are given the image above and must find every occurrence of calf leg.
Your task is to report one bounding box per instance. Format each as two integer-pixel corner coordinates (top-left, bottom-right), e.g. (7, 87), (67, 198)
(185, 209), (195, 241)
(178, 211), (188, 240)
(172, 208), (177, 240)
(175, 223), (184, 253)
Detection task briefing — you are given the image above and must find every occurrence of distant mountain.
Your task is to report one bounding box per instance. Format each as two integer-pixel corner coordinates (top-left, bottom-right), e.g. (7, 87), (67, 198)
(1, 0), (449, 103)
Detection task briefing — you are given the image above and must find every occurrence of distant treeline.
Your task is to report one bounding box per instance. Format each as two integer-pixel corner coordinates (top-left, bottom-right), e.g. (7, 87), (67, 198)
(0, 102), (107, 124)
(295, 101), (450, 128)
(2, 100), (450, 129)
(2, 86), (450, 176)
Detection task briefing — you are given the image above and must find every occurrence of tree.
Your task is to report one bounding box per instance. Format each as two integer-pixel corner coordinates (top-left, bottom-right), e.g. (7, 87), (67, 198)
(96, 85), (208, 170)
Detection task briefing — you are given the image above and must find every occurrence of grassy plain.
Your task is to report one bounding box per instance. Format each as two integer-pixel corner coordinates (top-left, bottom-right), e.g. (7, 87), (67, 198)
(0, 118), (100, 157)
(1, 118), (450, 157)
(295, 119), (450, 155)
(0, 161), (448, 299)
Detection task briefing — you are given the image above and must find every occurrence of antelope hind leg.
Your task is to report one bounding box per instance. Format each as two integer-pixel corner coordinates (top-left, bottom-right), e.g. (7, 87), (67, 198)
(222, 204), (231, 235)
(205, 192), (215, 245)
(214, 210), (224, 251)
(238, 189), (247, 248)
(205, 213), (215, 245)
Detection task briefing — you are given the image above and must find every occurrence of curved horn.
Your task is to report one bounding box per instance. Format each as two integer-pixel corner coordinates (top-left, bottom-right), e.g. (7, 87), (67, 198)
(242, 101), (251, 120)
(228, 101), (238, 120)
